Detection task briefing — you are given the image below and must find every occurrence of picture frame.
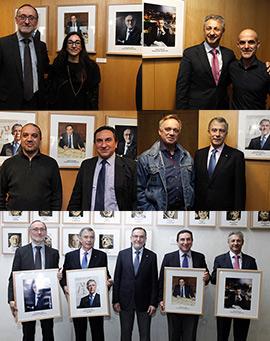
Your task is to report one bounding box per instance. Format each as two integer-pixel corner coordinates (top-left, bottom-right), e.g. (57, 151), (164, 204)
(156, 211), (185, 226)
(163, 267), (206, 315)
(13, 269), (62, 322)
(67, 267), (110, 318)
(28, 226), (59, 250)
(2, 227), (28, 254)
(31, 211), (60, 224)
(2, 211), (30, 224)
(62, 211), (90, 224)
(188, 211), (216, 227)
(93, 211), (121, 225)
(219, 211), (248, 228)
(57, 5), (96, 52)
(143, 0), (185, 58)
(124, 228), (153, 249)
(62, 227), (82, 255)
(251, 211), (270, 229)
(94, 228), (121, 256)
(107, 4), (142, 55)
(124, 211), (152, 225)
(238, 110), (270, 160)
(50, 113), (95, 168)
(0, 112), (36, 164)
(215, 269), (262, 319)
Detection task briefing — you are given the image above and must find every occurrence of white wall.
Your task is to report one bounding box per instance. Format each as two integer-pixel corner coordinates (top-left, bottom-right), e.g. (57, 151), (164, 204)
(0, 211), (269, 341)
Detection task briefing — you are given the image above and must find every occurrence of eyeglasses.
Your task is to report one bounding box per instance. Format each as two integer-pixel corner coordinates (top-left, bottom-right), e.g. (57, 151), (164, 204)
(17, 15), (38, 22)
(163, 127), (180, 133)
(31, 228), (46, 233)
(67, 40), (81, 47)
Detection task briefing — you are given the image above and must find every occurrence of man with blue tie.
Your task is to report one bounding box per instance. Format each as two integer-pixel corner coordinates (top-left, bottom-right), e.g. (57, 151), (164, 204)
(60, 227), (113, 341)
(77, 279), (101, 308)
(113, 227), (158, 341)
(0, 123), (22, 156)
(247, 118), (270, 150)
(172, 278), (195, 299)
(159, 230), (210, 341)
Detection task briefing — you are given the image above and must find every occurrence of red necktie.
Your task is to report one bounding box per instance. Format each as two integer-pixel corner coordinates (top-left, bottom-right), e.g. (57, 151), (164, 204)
(211, 48), (219, 85)
(234, 254), (240, 269)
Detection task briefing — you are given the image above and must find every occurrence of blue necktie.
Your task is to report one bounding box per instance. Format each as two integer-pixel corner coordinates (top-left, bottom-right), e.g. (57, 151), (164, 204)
(134, 250), (140, 275)
(89, 295), (93, 306)
(208, 149), (217, 179)
(260, 136), (266, 149)
(182, 254), (188, 268)
(94, 160), (106, 210)
(13, 142), (19, 154)
(68, 135), (72, 148)
(81, 251), (88, 269)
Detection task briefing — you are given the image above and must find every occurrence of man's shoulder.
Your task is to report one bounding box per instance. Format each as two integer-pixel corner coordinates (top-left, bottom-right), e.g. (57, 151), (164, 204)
(195, 146), (210, 156)
(143, 247), (157, 257)
(138, 140), (160, 159)
(38, 153), (59, 166)
(183, 42), (204, 54)
(116, 154), (136, 168)
(214, 252), (228, 261)
(65, 248), (80, 259)
(164, 250), (179, 259)
(191, 250), (206, 258)
(80, 156), (98, 168)
(0, 33), (17, 44)
(45, 245), (59, 256)
(92, 248), (107, 258)
(223, 144), (244, 157)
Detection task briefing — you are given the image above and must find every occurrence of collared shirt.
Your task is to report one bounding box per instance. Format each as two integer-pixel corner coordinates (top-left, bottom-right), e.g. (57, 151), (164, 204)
(261, 133), (270, 143)
(125, 27), (135, 40)
(80, 247), (92, 268)
(179, 250), (193, 268)
(91, 153), (119, 211)
(204, 41), (223, 73)
(31, 242), (45, 269)
(17, 31), (38, 93)
(123, 142), (131, 156)
(229, 251), (243, 269)
(230, 57), (270, 109)
(207, 143), (225, 169)
(68, 134), (74, 148)
(132, 246), (144, 264)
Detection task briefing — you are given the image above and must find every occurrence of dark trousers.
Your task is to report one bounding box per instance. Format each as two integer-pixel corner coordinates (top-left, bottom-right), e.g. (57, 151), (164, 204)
(73, 316), (104, 341)
(216, 316), (250, 341)
(167, 313), (199, 341)
(22, 318), (54, 341)
(119, 307), (151, 341)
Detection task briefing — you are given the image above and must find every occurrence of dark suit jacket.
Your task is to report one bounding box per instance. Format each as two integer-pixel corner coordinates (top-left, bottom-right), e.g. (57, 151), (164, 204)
(59, 132), (85, 150)
(0, 142), (21, 156)
(116, 26), (141, 45)
(176, 42), (235, 109)
(247, 135), (270, 150)
(24, 289), (52, 312)
(173, 284), (195, 298)
(8, 243), (59, 302)
(0, 33), (50, 110)
(65, 21), (83, 35)
(194, 144), (246, 210)
(77, 293), (101, 308)
(211, 251), (257, 285)
(116, 141), (137, 160)
(159, 250), (209, 302)
(112, 247), (158, 312)
(67, 155), (137, 211)
(145, 26), (173, 47)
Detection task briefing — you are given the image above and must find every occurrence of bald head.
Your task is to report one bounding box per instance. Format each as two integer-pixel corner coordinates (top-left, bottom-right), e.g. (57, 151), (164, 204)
(237, 29), (260, 62)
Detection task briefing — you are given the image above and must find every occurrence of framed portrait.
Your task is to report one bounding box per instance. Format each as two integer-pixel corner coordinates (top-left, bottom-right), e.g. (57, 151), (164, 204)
(50, 113), (95, 168)
(31, 211), (60, 224)
(67, 267), (110, 318)
(238, 110), (270, 160)
(13, 269), (61, 322)
(215, 269), (262, 319)
(143, 0), (185, 58)
(93, 211), (121, 225)
(94, 228), (121, 256)
(107, 4), (142, 55)
(124, 228), (153, 249)
(156, 211), (185, 226)
(57, 5), (96, 52)
(62, 227), (82, 255)
(188, 211), (216, 227)
(163, 267), (206, 315)
(2, 211), (30, 223)
(0, 112), (35, 164)
(2, 227), (28, 254)
(15, 6), (48, 43)
(219, 211), (248, 228)
(28, 226), (59, 250)
(62, 211), (90, 224)
(251, 211), (270, 228)
(124, 211), (152, 225)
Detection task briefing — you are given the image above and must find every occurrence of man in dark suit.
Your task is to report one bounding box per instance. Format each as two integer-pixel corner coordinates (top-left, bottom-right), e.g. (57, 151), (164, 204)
(116, 14), (141, 45)
(113, 227), (158, 341)
(173, 278), (195, 299)
(116, 128), (137, 160)
(247, 119), (270, 150)
(159, 229), (210, 341)
(65, 14), (83, 35)
(24, 279), (52, 312)
(211, 231), (257, 341)
(194, 117), (246, 210)
(0, 123), (22, 156)
(77, 279), (101, 308)
(59, 124), (85, 151)
(68, 126), (137, 211)
(8, 220), (60, 340)
(176, 14), (235, 109)
(60, 227), (113, 341)
(145, 18), (172, 47)
(0, 4), (50, 110)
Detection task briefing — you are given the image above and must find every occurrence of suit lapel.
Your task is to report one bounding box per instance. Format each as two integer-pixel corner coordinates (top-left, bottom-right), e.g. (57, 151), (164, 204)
(197, 43), (215, 81)
(89, 248), (99, 268)
(210, 144), (230, 182)
(201, 147), (211, 183)
(219, 46), (230, 83)
(87, 158), (98, 209)
(11, 34), (23, 82)
(136, 248), (148, 276)
(263, 136), (270, 150)
(225, 252), (233, 268)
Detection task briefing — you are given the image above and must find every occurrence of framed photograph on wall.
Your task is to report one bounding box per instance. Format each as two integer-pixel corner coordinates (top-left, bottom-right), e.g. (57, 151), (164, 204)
(157, 211), (185, 226)
(50, 113), (95, 168)
(188, 211), (216, 227)
(124, 228), (153, 249)
(2, 227), (28, 254)
(62, 211), (90, 224)
(219, 211), (248, 228)
(13, 269), (62, 322)
(143, 0), (185, 58)
(163, 267), (206, 314)
(215, 269), (262, 319)
(93, 211), (121, 225)
(31, 211), (60, 224)
(107, 4), (142, 55)
(251, 211), (270, 228)
(57, 5), (96, 52)
(62, 227), (82, 255)
(67, 267), (110, 318)
(94, 228), (121, 256)
(124, 211), (152, 225)
(2, 211), (30, 224)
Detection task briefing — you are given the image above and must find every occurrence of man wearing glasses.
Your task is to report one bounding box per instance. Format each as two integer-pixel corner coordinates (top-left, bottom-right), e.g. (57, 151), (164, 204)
(8, 220), (61, 340)
(0, 4), (49, 110)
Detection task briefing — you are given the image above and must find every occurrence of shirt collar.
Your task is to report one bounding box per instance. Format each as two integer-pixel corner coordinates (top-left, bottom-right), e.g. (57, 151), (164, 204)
(17, 31), (34, 43)
(209, 143), (224, 154)
(31, 242), (45, 250)
(179, 249), (192, 258)
(160, 140), (177, 153)
(97, 152), (115, 167)
(229, 250), (242, 259)
(132, 246), (144, 254)
(80, 247), (93, 257)
(238, 56), (259, 69)
(261, 133), (270, 140)
(204, 41), (221, 54)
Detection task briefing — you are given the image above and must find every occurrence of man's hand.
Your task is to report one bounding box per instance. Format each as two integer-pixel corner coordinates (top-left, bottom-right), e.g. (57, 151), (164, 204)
(147, 305), (156, 316)
(9, 301), (18, 318)
(81, 148), (86, 152)
(57, 267), (62, 281)
(159, 301), (165, 312)
(266, 61), (270, 74)
(113, 302), (121, 313)
(106, 279), (114, 287)
(203, 271), (210, 283)
(63, 145), (68, 150)
(63, 286), (69, 300)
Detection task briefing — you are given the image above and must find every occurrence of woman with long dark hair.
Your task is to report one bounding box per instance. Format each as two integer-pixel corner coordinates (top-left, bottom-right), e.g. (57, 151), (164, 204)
(46, 32), (100, 110)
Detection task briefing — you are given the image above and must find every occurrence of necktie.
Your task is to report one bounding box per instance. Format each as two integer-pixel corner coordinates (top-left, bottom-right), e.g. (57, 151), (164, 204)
(23, 38), (33, 101)
(208, 149), (217, 179)
(260, 136), (266, 149)
(211, 49), (219, 85)
(134, 250), (140, 275)
(234, 254), (240, 269)
(182, 253), (188, 268)
(127, 30), (131, 40)
(94, 160), (106, 210)
(157, 29), (161, 39)
(13, 142), (19, 155)
(81, 251), (88, 269)
(35, 246), (42, 269)
(180, 286), (184, 297)
(89, 295), (93, 306)
(68, 135), (72, 148)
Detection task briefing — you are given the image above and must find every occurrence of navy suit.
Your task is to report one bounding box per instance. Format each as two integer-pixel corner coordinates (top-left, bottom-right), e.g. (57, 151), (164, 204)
(0, 142), (21, 156)
(77, 293), (101, 308)
(59, 132), (85, 150)
(211, 251), (257, 341)
(116, 141), (137, 160)
(116, 26), (141, 45)
(247, 135), (270, 150)
(173, 284), (194, 298)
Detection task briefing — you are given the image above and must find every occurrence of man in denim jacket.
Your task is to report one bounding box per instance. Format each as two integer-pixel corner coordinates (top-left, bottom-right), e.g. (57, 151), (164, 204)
(137, 114), (194, 210)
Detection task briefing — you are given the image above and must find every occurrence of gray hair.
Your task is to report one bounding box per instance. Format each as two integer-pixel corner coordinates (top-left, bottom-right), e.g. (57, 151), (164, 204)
(227, 231), (244, 242)
(208, 117), (228, 132)
(29, 220), (47, 231)
(87, 279), (97, 287)
(79, 227), (95, 238)
(203, 14), (225, 31)
(11, 123), (22, 133)
(259, 119), (270, 127)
